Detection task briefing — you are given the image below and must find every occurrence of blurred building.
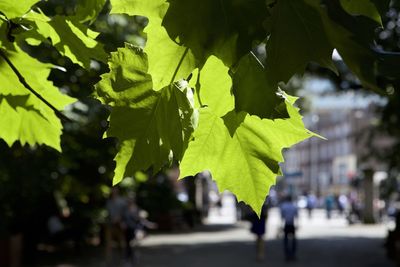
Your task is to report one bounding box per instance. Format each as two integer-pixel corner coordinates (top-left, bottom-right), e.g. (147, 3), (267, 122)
(281, 81), (391, 197)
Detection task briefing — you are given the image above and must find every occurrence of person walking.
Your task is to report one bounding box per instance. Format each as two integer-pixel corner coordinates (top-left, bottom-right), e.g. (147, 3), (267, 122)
(280, 195), (298, 261)
(306, 193), (317, 219)
(325, 194), (335, 219)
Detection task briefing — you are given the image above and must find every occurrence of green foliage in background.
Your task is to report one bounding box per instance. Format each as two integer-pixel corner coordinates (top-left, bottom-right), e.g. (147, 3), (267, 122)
(0, 0), (399, 214)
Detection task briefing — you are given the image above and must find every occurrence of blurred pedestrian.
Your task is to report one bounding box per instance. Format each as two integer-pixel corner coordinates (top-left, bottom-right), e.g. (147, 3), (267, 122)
(123, 195), (158, 265)
(338, 194), (348, 216)
(325, 195), (334, 219)
(123, 196), (141, 264)
(249, 204), (268, 262)
(105, 187), (127, 265)
(280, 195), (298, 261)
(306, 193), (317, 219)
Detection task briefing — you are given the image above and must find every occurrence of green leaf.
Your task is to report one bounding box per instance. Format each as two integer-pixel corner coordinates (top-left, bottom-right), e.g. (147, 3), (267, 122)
(47, 15), (107, 68)
(180, 98), (313, 215)
(265, 0), (335, 84)
(144, 23), (196, 90)
(108, 83), (196, 185)
(317, 0), (400, 91)
(95, 45), (196, 184)
(0, 0), (39, 19)
(370, 0), (391, 18)
(315, 0), (385, 92)
(0, 45), (74, 109)
(21, 11), (107, 68)
(0, 95), (63, 150)
(162, 0), (268, 66)
(94, 44), (153, 106)
(74, 0), (107, 24)
(110, 0), (196, 90)
(110, 0), (168, 23)
(340, 0), (382, 24)
(197, 56), (234, 116)
(0, 45), (75, 151)
(232, 53), (287, 119)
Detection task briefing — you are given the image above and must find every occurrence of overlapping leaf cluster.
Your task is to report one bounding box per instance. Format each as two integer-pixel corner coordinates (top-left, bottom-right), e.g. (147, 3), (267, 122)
(96, 0), (313, 214)
(1, 0), (398, 214)
(0, 0), (106, 150)
(95, 0), (398, 214)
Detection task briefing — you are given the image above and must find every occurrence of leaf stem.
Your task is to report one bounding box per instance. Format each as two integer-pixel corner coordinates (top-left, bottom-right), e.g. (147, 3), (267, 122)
(0, 49), (72, 122)
(195, 72), (204, 107)
(170, 47), (189, 84)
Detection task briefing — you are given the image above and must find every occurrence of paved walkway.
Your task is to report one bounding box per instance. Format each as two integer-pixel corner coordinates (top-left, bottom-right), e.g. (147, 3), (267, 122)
(45, 208), (395, 267)
(134, 209), (394, 267)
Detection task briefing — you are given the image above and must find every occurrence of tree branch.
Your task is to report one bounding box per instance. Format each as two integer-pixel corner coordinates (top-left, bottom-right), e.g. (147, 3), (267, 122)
(0, 49), (72, 122)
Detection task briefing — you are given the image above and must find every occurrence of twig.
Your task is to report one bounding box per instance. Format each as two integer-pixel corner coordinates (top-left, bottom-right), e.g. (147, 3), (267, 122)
(195, 71), (205, 107)
(170, 47), (189, 84)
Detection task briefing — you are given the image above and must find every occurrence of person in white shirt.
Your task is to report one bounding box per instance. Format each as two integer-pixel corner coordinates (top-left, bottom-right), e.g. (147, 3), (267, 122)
(280, 195), (298, 261)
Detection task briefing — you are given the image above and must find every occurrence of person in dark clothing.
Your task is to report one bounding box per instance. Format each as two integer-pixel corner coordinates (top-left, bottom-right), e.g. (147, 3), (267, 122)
(280, 195), (298, 261)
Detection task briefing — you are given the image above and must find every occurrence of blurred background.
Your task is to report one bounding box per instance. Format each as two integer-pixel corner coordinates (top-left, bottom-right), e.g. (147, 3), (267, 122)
(1, 1), (400, 267)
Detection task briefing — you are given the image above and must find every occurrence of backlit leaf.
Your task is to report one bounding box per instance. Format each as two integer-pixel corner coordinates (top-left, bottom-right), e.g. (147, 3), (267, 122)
(74, 0), (107, 24)
(0, 43), (75, 151)
(95, 45), (196, 184)
(180, 97), (314, 215)
(110, 0), (196, 90)
(0, 0), (39, 19)
(197, 56), (234, 116)
(22, 11), (107, 68)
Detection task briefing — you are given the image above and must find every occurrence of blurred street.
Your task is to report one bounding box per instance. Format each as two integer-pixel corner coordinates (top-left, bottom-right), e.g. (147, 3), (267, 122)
(135, 209), (394, 267)
(38, 205), (395, 267)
